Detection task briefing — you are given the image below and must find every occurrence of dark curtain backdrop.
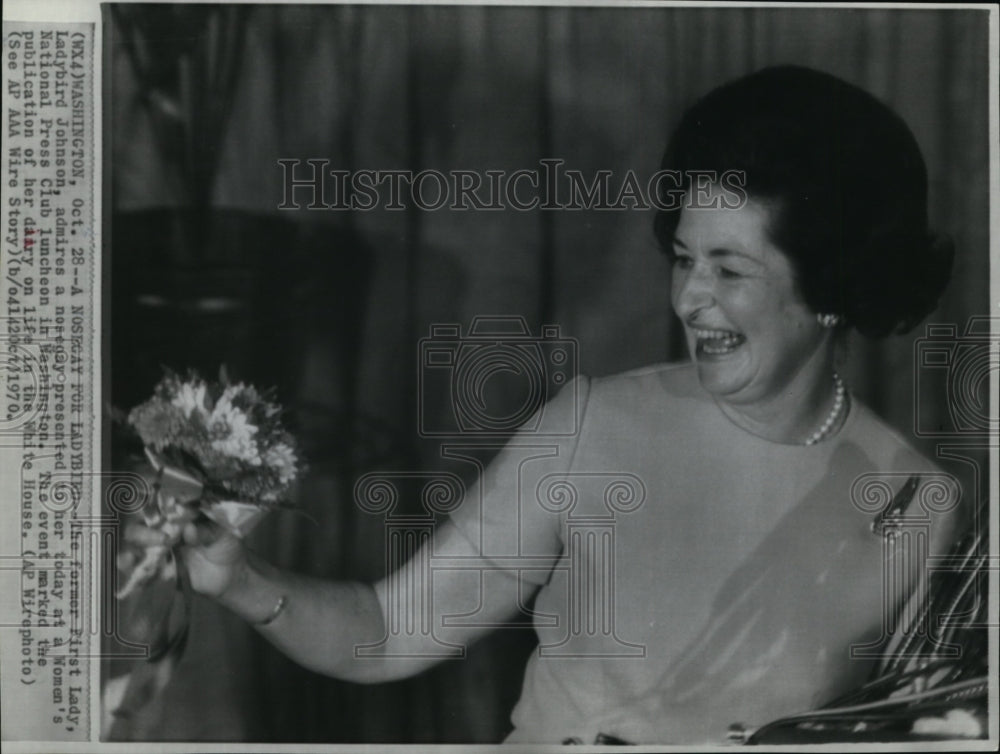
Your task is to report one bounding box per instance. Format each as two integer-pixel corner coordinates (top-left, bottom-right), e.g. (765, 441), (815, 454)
(105, 5), (991, 743)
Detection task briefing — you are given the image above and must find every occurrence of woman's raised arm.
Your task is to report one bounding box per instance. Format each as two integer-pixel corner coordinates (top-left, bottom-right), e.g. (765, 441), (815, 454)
(125, 515), (530, 684)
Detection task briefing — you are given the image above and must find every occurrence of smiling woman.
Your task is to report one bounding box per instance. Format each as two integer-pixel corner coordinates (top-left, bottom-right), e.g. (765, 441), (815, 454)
(118, 64), (967, 745)
(669, 196), (837, 444)
(657, 66), (953, 336)
(658, 65), (954, 446)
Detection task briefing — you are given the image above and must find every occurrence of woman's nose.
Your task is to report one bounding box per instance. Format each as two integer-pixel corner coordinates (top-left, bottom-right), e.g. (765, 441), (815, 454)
(672, 267), (714, 318)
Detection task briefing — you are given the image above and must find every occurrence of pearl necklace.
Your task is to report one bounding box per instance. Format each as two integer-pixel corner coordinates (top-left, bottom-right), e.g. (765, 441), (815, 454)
(804, 372), (847, 446)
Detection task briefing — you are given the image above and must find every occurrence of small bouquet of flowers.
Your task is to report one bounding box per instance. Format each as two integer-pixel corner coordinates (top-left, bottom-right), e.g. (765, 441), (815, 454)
(105, 369), (303, 738)
(117, 368), (303, 598)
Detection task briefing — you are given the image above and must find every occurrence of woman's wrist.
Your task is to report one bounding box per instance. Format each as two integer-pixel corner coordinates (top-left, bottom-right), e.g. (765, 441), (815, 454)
(216, 551), (287, 627)
(215, 550), (251, 603)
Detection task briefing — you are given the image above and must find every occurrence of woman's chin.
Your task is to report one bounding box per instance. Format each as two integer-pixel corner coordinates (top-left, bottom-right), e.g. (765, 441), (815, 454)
(692, 352), (751, 399)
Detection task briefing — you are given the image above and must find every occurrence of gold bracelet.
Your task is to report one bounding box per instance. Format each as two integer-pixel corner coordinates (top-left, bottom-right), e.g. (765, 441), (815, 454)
(255, 594), (287, 627)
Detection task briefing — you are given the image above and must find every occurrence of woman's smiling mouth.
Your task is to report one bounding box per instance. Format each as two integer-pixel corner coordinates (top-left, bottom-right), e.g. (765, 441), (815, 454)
(691, 327), (746, 356)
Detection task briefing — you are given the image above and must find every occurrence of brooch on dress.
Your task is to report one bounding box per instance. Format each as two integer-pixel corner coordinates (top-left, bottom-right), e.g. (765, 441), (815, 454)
(870, 474), (921, 538)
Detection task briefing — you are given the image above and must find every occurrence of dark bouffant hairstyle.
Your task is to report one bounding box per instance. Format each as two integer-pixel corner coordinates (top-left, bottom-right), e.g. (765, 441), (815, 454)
(654, 65), (953, 338)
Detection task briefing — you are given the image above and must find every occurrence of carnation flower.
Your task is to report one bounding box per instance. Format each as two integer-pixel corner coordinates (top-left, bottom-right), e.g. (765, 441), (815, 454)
(128, 398), (185, 450)
(208, 388), (261, 465)
(912, 709), (982, 738)
(263, 442), (298, 485)
(171, 380), (208, 419)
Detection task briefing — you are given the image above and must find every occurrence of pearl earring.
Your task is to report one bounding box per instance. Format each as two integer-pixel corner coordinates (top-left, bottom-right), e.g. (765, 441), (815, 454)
(817, 313), (841, 328)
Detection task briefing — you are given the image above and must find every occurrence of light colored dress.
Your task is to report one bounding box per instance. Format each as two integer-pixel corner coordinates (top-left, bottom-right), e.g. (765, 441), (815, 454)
(448, 362), (959, 744)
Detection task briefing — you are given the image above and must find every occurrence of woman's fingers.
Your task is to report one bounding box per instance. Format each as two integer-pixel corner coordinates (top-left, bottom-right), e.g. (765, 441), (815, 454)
(117, 509), (246, 600)
(121, 516), (243, 598)
(183, 518), (226, 547)
(124, 522), (168, 547)
(116, 548), (136, 573)
(125, 518), (226, 550)
(177, 519), (245, 597)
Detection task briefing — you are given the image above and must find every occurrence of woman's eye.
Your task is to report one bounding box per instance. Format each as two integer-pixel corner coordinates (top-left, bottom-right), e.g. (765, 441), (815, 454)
(672, 255), (694, 270)
(718, 267), (743, 280)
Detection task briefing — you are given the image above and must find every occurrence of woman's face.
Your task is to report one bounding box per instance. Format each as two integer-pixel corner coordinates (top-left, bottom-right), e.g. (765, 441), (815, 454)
(670, 194), (829, 407)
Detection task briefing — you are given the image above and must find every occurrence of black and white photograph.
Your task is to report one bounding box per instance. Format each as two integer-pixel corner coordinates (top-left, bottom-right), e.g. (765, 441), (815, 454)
(0, 0), (995, 750)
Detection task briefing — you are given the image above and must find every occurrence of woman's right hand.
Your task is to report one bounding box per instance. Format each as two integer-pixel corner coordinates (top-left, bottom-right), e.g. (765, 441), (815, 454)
(120, 518), (248, 600)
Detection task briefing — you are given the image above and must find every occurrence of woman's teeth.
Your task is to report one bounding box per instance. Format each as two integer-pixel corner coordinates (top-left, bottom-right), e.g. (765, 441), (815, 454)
(693, 328), (745, 354)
